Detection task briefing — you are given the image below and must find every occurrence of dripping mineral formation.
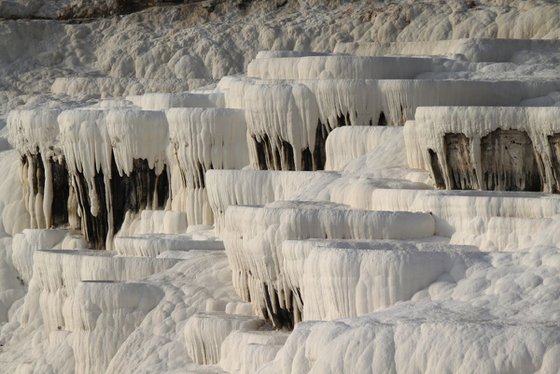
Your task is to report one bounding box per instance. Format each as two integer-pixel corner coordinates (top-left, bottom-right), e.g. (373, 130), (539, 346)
(1, 1), (560, 373)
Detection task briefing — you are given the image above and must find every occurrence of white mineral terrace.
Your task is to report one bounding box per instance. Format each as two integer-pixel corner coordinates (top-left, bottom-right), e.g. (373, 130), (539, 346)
(206, 169), (340, 233)
(282, 239), (478, 321)
(126, 92), (225, 110)
(2, 12), (560, 372)
(19, 249), (178, 338)
(69, 281), (164, 374)
(7, 109), (62, 156)
(184, 311), (266, 365)
(166, 107), (248, 225)
(222, 201), (436, 326)
(409, 106), (560, 192)
(246, 55), (460, 80)
(334, 38), (560, 62)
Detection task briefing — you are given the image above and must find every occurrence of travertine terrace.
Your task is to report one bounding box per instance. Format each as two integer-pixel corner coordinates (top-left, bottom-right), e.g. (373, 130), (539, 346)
(1, 1), (560, 373)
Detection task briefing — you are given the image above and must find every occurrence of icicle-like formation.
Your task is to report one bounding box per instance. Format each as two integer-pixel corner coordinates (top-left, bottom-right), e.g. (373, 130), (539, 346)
(222, 201), (435, 328)
(67, 281), (164, 374)
(58, 108), (170, 248)
(105, 109), (168, 177)
(244, 81), (320, 170)
(247, 55), (455, 80)
(408, 106), (560, 192)
(300, 79), (381, 130)
(219, 77), (348, 170)
(206, 170), (339, 233)
(20, 249), (178, 333)
(184, 312), (264, 365)
(304, 79), (560, 128)
(325, 126), (404, 170)
(219, 76), (560, 174)
(216, 76), (256, 110)
(295, 78), (560, 128)
(166, 107), (248, 225)
(216, 76), (371, 172)
(8, 108), (69, 229)
(403, 120), (427, 170)
(334, 38), (560, 62)
(58, 109), (114, 248)
(282, 239), (474, 321)
(127, 92), (224, 110)
(7, 109), (61, 155)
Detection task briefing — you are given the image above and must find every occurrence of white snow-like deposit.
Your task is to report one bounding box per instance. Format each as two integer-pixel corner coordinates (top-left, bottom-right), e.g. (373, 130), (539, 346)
(104, 251), (242, 374)
(7, 108), (62, 156)
(166, 107), (248, 225)
(222, 201), (435, 323)
(58, 107), (170, 247)
(219, 77), (560, 173)
(21, 249), (178, 332)
(127, 92), (224, 110)
(304, 79), (560, 128)
(325, 126), (404, 170)
(247, 55), (457, 80)
(7, 108), (67, 229)
(408, 106), (560, 192)
(334, 38), (560, 63)
(58, 108), (113, 186)
(265, 312), (560, 374)
(105, 108), (168, 177)
(1, 249), (241, 373)
(206, 169), (339, 233)
(282, 239), (476, 321)
(266, 242), (560, 373)
(68, 281), (164, 374)
(243, 80), (320, 170)
(114, 234), (224, 257)
(329, 188), (560, 246)
(5, 1), (560, 371)
(11, 228), (70, 284)
(219, 329), (289, 374)
(184, 311), (265, 365)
